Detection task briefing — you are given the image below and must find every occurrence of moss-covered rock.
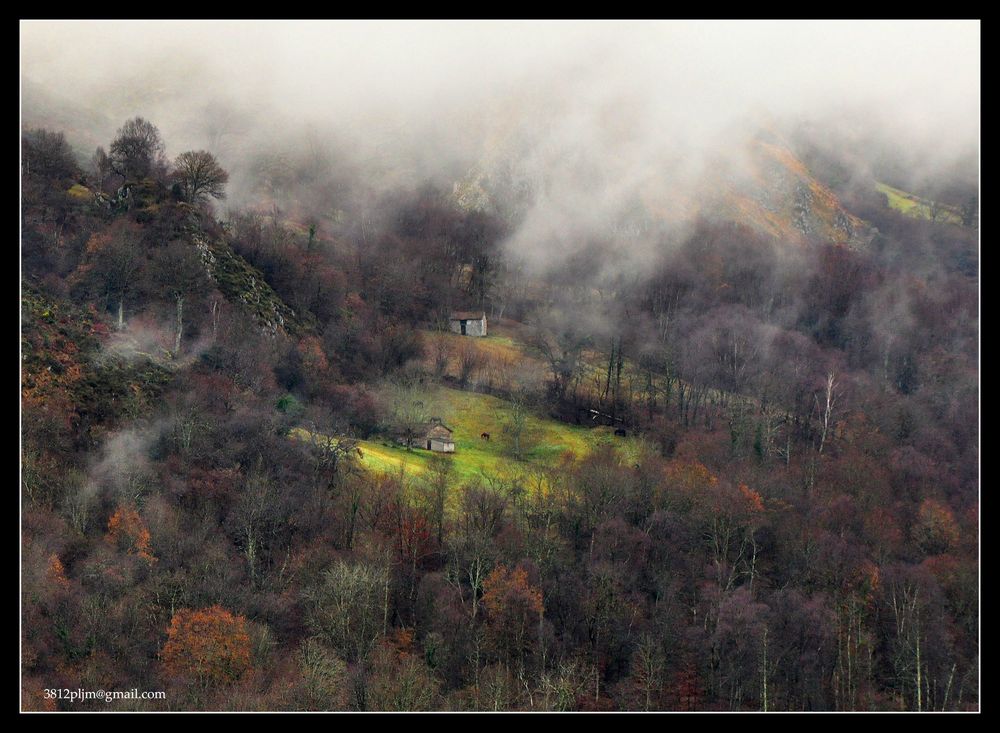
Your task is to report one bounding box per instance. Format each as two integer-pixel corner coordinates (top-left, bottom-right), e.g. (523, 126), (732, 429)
(66, 183), (92, 201)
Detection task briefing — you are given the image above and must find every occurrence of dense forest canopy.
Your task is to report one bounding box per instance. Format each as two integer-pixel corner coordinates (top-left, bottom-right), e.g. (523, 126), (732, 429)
(21, 21), (978, 712)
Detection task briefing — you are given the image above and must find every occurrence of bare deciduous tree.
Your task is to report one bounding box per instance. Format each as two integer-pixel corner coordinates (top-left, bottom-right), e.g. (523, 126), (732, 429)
(815, 371), (840, 455)
(22, 128), (79, 181)
(174, 150), (230, 204)
(109, 117), (165, 180)
(151, 240), (212, 356)
(91, 225), (143, 330)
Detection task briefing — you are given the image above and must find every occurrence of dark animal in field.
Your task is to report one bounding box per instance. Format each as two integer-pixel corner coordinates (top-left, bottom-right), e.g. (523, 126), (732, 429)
(614, 428), (628, 437)
(356, 448), (364, 458)
(481, 432), (491, 441)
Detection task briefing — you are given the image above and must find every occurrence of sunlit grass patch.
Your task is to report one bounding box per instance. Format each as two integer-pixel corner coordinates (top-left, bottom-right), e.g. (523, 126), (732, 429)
(875, 182), (962, 224)
(291, 384), (643, 487)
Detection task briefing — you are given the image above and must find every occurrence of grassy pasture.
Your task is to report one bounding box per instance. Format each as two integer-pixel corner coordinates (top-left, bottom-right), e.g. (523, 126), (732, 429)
(293, 383), (648, 485)
(875, 182), (963, 225)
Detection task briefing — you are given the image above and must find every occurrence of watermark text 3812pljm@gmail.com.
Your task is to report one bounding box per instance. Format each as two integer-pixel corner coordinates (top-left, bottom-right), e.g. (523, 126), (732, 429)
(42, 688), (167, 704)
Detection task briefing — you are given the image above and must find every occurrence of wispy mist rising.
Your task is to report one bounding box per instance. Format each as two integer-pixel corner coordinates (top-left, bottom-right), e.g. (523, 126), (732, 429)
(21, 21), (979, 144)
(21, 20), (980, 279)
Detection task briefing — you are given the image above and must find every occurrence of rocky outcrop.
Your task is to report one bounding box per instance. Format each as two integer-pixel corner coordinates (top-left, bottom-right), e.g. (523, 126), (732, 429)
(182, 212), (314, 337)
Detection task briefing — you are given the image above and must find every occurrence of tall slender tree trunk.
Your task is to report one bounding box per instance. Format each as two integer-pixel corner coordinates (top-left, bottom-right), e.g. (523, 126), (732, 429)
(761, 627), (769, 711)
(117, 298), (124, 331)
(915, 608), (922, 712)
(817, 372), (838, 454)
(211, 297), (220, 340)
(174, 294), (184, 356)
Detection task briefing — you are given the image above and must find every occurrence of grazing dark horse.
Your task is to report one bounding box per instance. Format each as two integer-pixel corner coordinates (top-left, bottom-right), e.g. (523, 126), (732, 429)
(614, 428), (627, 438)
(481, 432), (491, 441)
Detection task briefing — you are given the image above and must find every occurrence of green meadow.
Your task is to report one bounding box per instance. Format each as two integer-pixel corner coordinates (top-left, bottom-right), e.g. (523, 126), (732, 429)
(875, 181), (963, 224)
(294, 384), (649, 484)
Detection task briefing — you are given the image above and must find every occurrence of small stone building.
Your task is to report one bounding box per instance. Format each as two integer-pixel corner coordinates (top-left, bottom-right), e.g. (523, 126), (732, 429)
(423, 418), (455, 452)
(449, 311), (487, 337)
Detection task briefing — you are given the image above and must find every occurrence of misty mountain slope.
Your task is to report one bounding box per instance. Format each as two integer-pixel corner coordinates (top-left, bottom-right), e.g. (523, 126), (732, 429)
(21, 77), (116, 158)
(789, 115), (979, 212)
(453, 129), (876, 252)
(19, 82), (316, 343)
(20, 22), (979, 713)
(715, 138), (876, 247)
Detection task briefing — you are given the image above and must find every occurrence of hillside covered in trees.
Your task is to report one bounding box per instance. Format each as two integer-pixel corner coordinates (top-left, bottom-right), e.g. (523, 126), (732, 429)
(21, 21), (978, 713)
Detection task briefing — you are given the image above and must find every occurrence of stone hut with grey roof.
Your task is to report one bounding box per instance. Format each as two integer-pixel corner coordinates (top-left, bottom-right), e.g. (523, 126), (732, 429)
(423, 418), (455, 452)
(449, 311), (487, 337)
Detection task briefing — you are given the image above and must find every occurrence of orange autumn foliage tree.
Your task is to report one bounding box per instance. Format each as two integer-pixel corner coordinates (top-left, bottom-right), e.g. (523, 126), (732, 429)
(161, 605), (251, 686)
(659, 458), (719, 511)
(45, 553), (69, 590)
(105, 504), (156, 563)
(737, 483), (765, 514)
(482, 564), (544, 665)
